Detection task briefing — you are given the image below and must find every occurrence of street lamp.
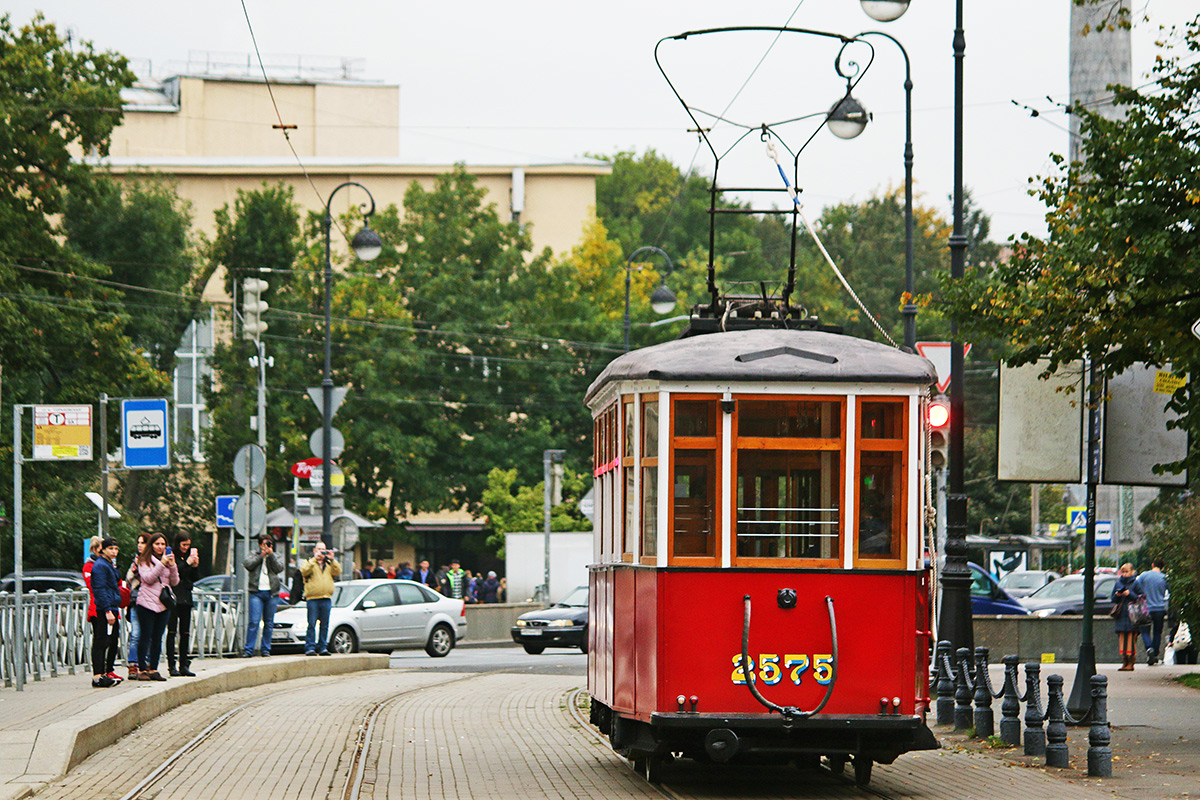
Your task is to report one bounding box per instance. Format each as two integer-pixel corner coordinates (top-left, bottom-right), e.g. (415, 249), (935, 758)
(624, 246), (676, 352)
(322, 182), (382, 549)
(859, 0), (975, 666)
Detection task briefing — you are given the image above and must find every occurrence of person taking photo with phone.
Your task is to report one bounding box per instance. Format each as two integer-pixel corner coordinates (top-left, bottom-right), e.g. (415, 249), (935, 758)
(134, 533), (179, 681)
(243, 535), (284, 657)
(167, 534), (201, 675)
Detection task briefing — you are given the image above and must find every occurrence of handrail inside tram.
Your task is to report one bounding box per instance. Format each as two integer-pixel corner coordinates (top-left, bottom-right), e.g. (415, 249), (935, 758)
(740, 594), (838, 721)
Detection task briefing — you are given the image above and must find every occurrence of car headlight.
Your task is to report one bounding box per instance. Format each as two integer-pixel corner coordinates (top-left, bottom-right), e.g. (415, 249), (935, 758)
(1033, 608), (1057, 618)
(515, 619), (527, 627)
(547, 619), (574, 628)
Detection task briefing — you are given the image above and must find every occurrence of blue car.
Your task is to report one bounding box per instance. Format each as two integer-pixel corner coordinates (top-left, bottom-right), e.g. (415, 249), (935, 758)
(969, 562), (1029, 615)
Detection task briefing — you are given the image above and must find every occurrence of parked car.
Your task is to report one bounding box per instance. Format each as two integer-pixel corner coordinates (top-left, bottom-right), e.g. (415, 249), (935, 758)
(998, 570), (1061, 598)
(1019, 573), (1119, 617)
(968, 563), (1029, 615)
(271, 579), (466, 657)
(511, 585), (589, 654)
(0, 571), (88, 593)
(194, 574), (290, 603)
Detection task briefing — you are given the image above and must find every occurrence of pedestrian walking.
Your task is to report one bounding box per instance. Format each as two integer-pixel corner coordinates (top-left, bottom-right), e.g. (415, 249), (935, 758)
(90, 537), (124, 688)
(1135, 558), (1169, 665)
(242, 535), (284, 657)
(300, 543), (341, 655)
(167, 534), (201, 676)
(1112, 562), (1140, 671)
(134, 533), (179, 681)
(125, 534), (148, 680)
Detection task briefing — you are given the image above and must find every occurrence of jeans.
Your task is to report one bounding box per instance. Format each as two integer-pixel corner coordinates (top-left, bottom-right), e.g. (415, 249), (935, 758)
(127, 602), (141, 667)
(1142, 610), (1167, 656)
(245, 590), (278, 655)
(135, 605), (169, 672)
(305, 597), (332, 654)
(167, 603), (193, 669)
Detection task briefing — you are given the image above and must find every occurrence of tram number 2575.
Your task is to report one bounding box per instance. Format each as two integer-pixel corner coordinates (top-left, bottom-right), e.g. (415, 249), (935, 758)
(731, 653), (833, 686)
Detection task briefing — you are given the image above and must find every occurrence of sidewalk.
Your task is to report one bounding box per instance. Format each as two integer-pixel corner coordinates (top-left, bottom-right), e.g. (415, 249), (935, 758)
(935, 660), (1200, 800)
(0, 653), (388, 800)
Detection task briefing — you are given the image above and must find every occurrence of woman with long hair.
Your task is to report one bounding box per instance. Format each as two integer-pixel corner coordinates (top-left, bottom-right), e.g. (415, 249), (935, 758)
(125, 534), (148, 679)
(1112, 562), (1140, 671)
(134, 532), (179, 681)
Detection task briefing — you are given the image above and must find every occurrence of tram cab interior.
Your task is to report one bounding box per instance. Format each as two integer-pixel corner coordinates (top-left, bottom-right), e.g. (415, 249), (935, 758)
(585, 327), (939, 776)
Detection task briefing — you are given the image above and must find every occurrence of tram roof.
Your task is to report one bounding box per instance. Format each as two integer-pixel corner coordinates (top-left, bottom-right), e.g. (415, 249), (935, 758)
(585, 329), (936, 404)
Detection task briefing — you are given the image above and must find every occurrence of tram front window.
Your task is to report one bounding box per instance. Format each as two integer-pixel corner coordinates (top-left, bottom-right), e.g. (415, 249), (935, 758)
(736, 450), (839, 561)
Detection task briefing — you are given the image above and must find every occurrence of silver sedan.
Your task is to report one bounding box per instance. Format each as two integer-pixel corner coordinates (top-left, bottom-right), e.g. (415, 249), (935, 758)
(272, 579), (466, 657)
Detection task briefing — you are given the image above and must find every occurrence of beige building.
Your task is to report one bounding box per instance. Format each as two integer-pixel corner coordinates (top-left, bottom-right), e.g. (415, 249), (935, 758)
(97, 72), (608, 303)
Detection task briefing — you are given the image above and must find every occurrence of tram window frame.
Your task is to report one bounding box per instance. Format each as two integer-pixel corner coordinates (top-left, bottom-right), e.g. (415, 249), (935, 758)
(853, 398), (909, 568)
(731, 395), (846, 569)
(668, 396), (721, 566)
(640, 397), (659, 564)
(621, 396), (636, 562)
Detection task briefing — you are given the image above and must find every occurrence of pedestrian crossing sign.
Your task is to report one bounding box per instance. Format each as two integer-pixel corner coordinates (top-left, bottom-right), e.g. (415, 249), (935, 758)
(1068, 507), (1087, 532)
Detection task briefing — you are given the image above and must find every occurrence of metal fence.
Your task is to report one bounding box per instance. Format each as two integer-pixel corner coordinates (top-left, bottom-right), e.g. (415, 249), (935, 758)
(0, 590), (245, 688)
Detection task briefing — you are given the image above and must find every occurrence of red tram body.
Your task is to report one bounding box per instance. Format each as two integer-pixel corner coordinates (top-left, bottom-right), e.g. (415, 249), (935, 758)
(585, 328), (939, 783)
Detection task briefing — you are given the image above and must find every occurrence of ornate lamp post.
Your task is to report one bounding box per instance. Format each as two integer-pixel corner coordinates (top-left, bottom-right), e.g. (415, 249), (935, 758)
(321, 182), (382, 548)
(624, 246), (677, 352)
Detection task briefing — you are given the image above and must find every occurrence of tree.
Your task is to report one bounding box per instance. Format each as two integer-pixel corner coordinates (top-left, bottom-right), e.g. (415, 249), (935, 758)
(939, 15), (1200, 476)
(480, 467), (592, 556)
(210, 182), (301, 300)
(63, 176), (201, 373)
(1139, 497), (1200, 631)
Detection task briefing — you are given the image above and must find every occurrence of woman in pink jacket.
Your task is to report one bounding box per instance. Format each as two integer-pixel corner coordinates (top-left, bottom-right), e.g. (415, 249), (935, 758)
(135, 532), (179, 681)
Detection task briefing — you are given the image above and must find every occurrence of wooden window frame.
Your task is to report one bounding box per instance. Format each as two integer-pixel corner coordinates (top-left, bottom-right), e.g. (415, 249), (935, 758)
(620, 396), (635, 562)
(667, 394), (722, 567)
(730, 394), (847, 569)
(852, 397), (909, 569)
(639, 397), (660, 565)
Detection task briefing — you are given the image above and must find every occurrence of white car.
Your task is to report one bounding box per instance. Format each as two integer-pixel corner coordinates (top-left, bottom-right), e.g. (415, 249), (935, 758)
(271, 579), (466, 657)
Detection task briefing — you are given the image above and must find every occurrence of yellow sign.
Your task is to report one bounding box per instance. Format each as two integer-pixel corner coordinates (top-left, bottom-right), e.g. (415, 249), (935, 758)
(33, 405), (93, 461)
(1041, 653), (1056, 664)
(1153, 371), (1186, 395)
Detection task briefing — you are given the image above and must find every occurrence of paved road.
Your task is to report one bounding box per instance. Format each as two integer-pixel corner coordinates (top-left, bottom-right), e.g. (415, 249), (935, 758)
(22, 650), (1170, 800)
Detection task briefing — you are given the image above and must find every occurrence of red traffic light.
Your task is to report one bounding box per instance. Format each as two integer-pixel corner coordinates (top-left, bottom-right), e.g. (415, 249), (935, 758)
(927, 400), (950, 429)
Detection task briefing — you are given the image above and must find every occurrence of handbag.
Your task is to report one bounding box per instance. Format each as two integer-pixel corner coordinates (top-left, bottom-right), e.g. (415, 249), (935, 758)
(1128, 595), (1151, 627)
(119, 580), (131, 609)
(160, 584), (177, 609)
(1174, 621), (1192, 651)
(1109, 602), (1123, 619)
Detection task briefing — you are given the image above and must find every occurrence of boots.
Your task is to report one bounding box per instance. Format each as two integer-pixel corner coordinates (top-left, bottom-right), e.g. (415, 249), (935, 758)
(168, 658), (180, 677)
(1120, 652), (1135, 671)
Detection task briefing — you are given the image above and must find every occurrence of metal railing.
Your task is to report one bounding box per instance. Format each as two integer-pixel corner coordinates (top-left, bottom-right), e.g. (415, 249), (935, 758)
(0, 590), (245, 688)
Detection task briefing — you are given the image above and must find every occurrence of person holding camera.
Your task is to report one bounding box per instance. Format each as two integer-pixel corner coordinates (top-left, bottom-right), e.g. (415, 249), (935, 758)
(134, 532), (179, 681)
(242, 535), (284, 657)
(300, 543), (341, 655)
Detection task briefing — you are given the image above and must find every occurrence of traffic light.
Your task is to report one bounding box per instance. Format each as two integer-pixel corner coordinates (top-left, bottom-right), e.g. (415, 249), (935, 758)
(242, 278), (269, 340)
(927, 395), (950, 470)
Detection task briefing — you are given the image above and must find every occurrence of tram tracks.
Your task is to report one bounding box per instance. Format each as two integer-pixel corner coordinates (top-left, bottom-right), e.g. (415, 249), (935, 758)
(108, 670), (500, 800)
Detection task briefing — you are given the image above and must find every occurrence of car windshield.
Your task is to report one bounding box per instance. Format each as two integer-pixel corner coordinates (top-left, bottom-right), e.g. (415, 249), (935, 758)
(555, 586), (589, 607)
(1029, 578), (1083, 600)
(1001, 573), (1046, 590)
(332, 585), (369, 608)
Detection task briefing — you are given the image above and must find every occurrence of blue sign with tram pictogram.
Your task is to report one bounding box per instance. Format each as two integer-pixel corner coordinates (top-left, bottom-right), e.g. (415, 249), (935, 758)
(122, 398), (170, 469)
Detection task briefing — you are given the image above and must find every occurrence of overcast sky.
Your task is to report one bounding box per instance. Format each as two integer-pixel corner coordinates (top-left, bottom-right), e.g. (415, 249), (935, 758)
(10, 1), (1196, 244)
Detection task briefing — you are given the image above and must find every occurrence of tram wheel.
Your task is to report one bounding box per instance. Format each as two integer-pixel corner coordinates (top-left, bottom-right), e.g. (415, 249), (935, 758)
(645, 753), (673, 784)
(853, 755), (873, 787)
(827, 754), (847, 775)
(631, 756), (647, 779)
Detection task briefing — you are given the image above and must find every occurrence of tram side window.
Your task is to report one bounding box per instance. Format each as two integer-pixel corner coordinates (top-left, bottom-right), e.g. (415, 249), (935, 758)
(856, 401), (905, 562)
(672, 400), (718, 560)
(621, 397), (635, 559)
(641, 399), (659, 560)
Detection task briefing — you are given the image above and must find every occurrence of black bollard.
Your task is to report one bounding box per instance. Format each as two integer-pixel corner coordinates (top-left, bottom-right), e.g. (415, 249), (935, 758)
(935, 640), (955, 726)
(954, 647), (973, 730)
(973, 646), (994, 739)
(999, 655), (1022, 746)
(1045, 674), (1069, 768)
(1023, 663), (1046, 757)
(1087, 674), (1111, 778)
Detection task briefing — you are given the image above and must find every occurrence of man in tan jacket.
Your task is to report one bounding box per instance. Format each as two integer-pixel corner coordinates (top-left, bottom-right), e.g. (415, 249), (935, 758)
(300, 543), (342, 655)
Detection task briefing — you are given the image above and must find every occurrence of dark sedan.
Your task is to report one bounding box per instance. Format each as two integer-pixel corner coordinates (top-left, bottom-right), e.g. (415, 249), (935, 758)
(511, 585), (588, 654)
(1019, 573), (1118, 617)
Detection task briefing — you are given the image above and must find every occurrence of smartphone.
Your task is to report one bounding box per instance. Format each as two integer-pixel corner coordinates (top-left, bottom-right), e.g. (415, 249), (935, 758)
(165, 546), (172, 556)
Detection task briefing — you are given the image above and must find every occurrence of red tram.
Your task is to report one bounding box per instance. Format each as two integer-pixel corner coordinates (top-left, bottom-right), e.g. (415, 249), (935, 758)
(585, 326), (940, 785)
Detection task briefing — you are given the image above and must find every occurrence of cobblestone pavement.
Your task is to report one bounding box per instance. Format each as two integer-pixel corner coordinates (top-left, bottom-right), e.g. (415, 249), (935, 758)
(24, 666), (1196, 800)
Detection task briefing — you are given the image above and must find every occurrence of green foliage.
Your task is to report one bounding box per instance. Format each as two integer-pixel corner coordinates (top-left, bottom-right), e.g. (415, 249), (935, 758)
(210, 182), (301, 300)
(63, 176), (200, 372)
(480, 467), (593, 555)
(1139, 496), (1200, 630)
(939, 16), (1200, 476)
